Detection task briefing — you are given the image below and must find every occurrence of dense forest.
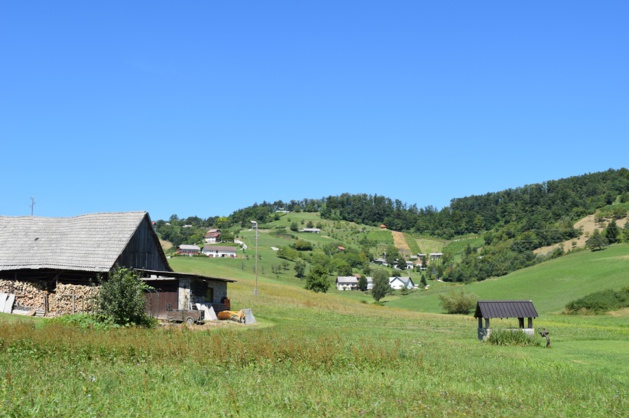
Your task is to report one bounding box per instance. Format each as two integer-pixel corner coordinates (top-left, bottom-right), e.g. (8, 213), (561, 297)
(228, 168), (629, 239)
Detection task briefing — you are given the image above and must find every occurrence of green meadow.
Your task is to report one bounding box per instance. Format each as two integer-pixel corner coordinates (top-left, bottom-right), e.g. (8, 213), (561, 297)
(1, 218), (628, 416)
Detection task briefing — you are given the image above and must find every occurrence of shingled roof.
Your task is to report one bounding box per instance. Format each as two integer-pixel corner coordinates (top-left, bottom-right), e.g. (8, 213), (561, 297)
(0, 212), (158, 273)
(474, 300), (538, 319)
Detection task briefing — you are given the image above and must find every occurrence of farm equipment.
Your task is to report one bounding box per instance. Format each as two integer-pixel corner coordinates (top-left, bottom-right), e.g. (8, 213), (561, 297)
(166, 304), (204, 325)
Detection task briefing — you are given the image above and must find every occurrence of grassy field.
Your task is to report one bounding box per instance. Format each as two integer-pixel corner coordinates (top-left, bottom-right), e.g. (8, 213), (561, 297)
(1, 227), (628, 415)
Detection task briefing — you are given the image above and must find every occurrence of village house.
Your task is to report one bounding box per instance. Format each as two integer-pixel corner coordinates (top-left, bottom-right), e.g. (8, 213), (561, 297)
(0, 212), (235, 319)
(204, 229), (221, 243)
(389, 276), (416, 290)
(336, 276), (359, 291)
(177, 244), (200, 256)
(202, 246), (237, 258)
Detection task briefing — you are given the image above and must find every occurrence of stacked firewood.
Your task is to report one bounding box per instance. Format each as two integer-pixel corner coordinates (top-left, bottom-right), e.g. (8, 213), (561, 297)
(0, 280), (101, 315)
(49, 283), (100, 315)
(0, 279), (46, 310)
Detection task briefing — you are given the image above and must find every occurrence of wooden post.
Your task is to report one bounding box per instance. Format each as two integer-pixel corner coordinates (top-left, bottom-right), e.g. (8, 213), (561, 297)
(527, 317), (533, 328)
(518, 317), (524, 328)
(72, 289), (76, 314)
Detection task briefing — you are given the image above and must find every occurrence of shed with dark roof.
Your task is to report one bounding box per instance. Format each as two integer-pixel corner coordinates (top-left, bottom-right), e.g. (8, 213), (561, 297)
(474, 300), (538, 340)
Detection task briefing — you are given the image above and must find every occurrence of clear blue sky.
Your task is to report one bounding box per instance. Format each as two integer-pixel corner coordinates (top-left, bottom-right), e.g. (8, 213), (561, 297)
(2, 2), (627, 221)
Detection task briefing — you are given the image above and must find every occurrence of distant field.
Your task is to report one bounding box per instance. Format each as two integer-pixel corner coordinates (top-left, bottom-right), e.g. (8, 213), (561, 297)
(415, 237), (445, 254)
(388, 243), (629, 316)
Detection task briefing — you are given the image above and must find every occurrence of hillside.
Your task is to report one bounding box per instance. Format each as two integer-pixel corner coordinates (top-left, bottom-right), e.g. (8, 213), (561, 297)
(387, 242), (629, 316)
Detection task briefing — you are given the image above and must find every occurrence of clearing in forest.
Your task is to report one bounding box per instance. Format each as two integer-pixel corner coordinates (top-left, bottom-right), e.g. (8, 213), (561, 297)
(534, 214), (627, 255)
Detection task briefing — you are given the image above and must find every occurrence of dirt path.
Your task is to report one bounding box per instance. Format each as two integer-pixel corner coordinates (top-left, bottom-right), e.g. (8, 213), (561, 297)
(391, 231), (412, 257)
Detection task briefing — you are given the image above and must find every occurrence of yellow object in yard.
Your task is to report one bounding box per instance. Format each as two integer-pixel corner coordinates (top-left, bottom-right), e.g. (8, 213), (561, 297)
(217, 309), (246, 323)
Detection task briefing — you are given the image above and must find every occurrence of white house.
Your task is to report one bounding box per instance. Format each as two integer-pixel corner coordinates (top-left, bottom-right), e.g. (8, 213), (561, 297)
(336, 276), (359, 291)
(300, 228), (321, 233)
(389, 276), (415, 290)
(202, 246), (237, 258)
(204, 229), (221, 243)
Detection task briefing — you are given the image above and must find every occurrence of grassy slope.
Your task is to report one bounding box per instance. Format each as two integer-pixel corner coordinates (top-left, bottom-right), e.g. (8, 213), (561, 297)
(387, 243), (629, 316)
(2, 236), (628, 415)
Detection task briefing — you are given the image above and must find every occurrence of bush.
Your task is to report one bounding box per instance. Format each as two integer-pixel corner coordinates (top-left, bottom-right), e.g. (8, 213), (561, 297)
(564, 287), (629, 314)
(292, 239), (313, 251)
(97, 267), (155, 327)
(486, 329), (540, 347)
(438, 289), (477, 314)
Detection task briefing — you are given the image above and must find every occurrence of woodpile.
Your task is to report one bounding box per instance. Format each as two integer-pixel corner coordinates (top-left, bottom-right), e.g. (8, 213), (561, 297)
(0, 279), (46, 311)
(49, 283), (100, 316)
(0, 279), (100, 316)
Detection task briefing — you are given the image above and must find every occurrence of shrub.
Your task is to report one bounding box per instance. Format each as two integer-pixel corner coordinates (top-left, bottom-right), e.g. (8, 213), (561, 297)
(97, 267), (155, 327)
(486, 329), (540, 347)
(292, 239), (313, 251)
(564, 287), (629, 314)
(438, 289), (477, 314)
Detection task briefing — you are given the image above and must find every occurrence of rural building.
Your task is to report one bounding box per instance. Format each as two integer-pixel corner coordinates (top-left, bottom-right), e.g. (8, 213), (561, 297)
(177, 244), (200, 256)
(474, 300), (538, 340)
(429, 253), (443, 260)
(336, 276), (359, 291)
(300, 228), (321, 233)
(202, 246), (237, 258)
(389, 276), (415, 290)
(373, 257), (388, 266)
(204, 229), (221, 243)
(0, 212), (235, 319)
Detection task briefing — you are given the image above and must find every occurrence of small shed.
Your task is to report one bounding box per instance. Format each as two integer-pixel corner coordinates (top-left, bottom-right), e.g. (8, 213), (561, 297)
(474, 300), (538, 340)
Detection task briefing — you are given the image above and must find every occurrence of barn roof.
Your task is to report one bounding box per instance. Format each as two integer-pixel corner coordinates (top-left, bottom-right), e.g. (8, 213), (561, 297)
(0, 212), (155, 273)
(474, 300), (538, 319)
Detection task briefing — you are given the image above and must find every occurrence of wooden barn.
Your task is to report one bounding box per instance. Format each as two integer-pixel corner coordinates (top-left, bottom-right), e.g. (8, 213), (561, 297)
(0, 212), (235, 318)
(474, 300), (538, 340)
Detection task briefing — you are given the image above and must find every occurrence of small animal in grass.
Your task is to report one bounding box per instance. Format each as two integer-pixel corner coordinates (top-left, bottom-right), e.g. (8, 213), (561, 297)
(538, 328), (550, 348)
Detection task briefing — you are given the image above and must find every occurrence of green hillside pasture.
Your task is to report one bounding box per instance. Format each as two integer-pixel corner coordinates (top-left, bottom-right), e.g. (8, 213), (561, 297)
(402, 232), (421, 254)
(388, 243), (629, 316)
(416, 237), (445, 255)
(0, 274), (627, 416)
(443, 235), (485, 262)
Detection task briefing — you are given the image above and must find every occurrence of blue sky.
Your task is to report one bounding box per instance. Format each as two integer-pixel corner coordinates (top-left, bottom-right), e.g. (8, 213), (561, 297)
(2, 1), (627, 221)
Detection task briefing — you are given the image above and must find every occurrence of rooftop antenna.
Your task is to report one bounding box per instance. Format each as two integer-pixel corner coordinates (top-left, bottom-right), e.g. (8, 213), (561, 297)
(30, 196), (35, 216)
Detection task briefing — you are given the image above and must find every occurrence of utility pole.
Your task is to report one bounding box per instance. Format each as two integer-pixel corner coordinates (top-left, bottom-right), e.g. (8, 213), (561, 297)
(250, 220), (258, 296)
(30, 196), (35, 216)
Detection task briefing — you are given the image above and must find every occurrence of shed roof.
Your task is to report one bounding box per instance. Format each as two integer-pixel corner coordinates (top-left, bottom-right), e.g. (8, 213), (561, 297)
(474, 300), (538, 319)
(202, 246), (237, 252)
(336, 276), (358, 284)
(0, 212), (157, 273)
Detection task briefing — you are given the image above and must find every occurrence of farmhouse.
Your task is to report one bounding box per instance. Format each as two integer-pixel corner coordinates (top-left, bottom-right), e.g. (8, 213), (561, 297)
(474, 300), (538, 340)
(389, 276), (415, 290)
(202, 246), (237, 258)
(204, 229), (221, 243)
(177, 244), (200, 256)
(0, 212), (235, 319)
(336, 276), (359, 291)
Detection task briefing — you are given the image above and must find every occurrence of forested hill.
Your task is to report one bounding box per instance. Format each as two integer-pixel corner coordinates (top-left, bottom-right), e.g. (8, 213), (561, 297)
(230, 168), (629, 239)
